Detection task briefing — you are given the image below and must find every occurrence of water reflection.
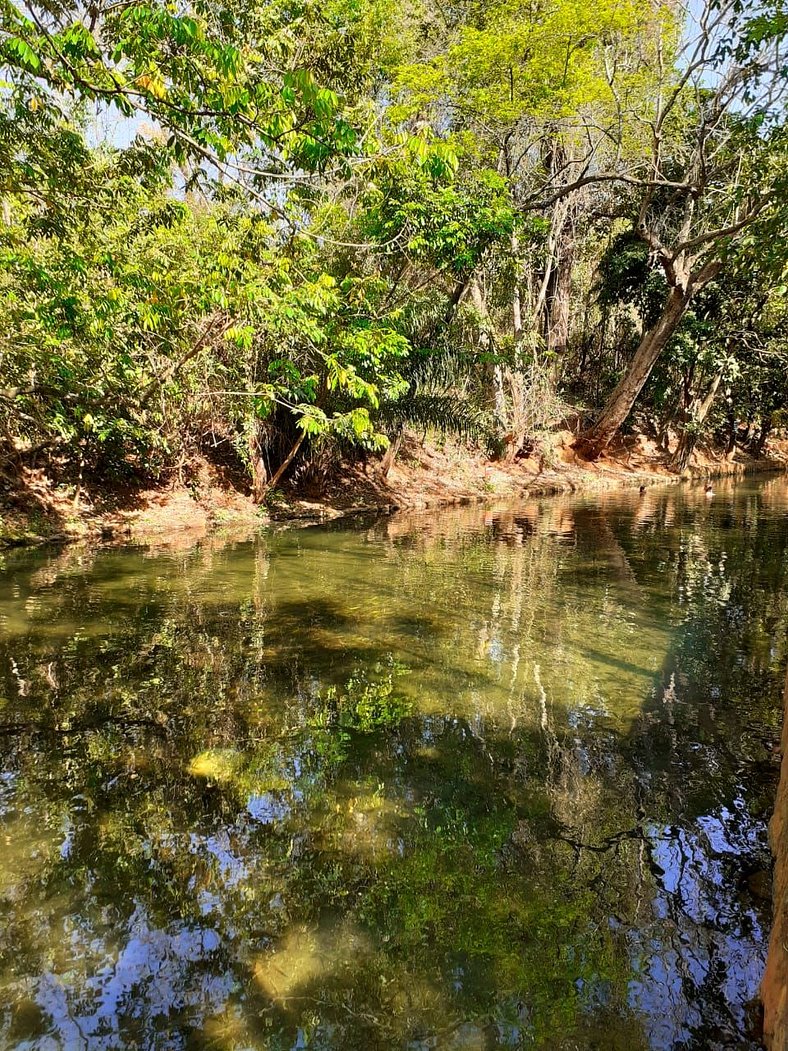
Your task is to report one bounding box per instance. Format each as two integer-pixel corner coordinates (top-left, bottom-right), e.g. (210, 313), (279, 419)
(0, 477), (786, 1048)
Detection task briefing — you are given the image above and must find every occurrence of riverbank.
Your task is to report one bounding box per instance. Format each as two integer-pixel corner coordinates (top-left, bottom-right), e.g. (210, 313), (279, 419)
(1, 428), (786, 548)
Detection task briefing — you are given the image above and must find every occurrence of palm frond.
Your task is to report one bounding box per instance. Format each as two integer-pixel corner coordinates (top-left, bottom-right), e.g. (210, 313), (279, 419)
(380, 392), (488, 441)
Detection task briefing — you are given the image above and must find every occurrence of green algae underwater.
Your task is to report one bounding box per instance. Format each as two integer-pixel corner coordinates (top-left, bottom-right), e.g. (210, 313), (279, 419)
(1, 476), (787, 1050)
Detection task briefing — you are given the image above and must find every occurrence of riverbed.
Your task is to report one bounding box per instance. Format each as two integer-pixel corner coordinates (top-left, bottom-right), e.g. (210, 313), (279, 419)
(0, 476), (786, 1049)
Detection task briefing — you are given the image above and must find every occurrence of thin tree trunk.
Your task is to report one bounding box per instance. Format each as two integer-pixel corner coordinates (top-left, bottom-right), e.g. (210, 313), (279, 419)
(671, 370), (723, 472)
(380, 423), (403, 478)
(255, 431), (305, 500)
(533, 195), (570, 333)
(249, 422), (269, 503)
(751, 417), (772, 457)
(725, 408), (738, 459)
(443, 275), (473, 325)
(547, 253), (572, 359)
(469, 277), (506, 422)
(546, 211), (574, 372)
(511, 232), (523, 342)
(658, 396), (682, 452)
(576, 286), (691, 457)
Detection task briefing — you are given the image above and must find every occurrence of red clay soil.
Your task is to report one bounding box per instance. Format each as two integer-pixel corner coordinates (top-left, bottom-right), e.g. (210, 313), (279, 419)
(763, 667), (788, 1051)
(0, 458), (262, 547)
(272, 429), (787, 519)
(1, 429), (785, 546)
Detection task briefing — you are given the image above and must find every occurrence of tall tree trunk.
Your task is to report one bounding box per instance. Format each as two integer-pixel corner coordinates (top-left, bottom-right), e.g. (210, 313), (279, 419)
(576, 286), (691, 457)
(751, 416), (773, 457)
(546, 212), (574, 371)
(425, 273), (474, 345)
(725, 407), (738, 460)
(511, 231), (523, 342)
(469, 277), (506, 422)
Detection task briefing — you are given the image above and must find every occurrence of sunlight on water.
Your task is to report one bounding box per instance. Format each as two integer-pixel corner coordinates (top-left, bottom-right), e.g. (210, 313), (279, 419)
(0, 475), (786, 1048)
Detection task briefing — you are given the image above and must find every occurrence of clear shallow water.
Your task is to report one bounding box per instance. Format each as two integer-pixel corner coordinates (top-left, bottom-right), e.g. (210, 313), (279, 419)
(0, 476), (787, 1050)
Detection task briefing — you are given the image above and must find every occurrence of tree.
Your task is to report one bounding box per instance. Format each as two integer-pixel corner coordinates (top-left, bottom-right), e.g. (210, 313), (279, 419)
(0, 0), (416, 495)
(574, 1), (788, 455)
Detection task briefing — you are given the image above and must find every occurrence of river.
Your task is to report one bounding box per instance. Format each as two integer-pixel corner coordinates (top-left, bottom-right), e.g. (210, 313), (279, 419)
(0, 476), (786, 1049)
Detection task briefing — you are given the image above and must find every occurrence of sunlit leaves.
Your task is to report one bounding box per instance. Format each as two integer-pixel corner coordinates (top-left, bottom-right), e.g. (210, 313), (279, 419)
(2, 35), (41, 74)
(363, 163), (514, 276)
(390, 0), (659, 144)
(0, 125), (412, 482)
(0, 0), (365, 178)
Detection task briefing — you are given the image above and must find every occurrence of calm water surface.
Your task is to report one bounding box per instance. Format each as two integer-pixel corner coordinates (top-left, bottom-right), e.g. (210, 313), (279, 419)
(1, 477), (787, 1050)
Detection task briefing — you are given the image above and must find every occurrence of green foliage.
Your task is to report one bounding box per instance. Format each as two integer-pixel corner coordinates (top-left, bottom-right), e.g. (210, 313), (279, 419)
(0, 0), (365, 178)
(390, 0), (660, 147)
(0, 0), (786, 489)
(315, 661), (411, 733)
(0, 135), (411, 482)
(596, 232), (666, 328)
(361, 163), (513, 277)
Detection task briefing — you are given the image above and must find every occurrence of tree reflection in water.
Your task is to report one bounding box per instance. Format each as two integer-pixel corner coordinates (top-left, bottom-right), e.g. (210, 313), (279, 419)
(0, 476), (785, 1049)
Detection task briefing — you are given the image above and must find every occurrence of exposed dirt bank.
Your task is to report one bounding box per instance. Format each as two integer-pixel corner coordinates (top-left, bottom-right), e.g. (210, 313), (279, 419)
(0, 459), (262, 548)
(763, 668), (788, 1051)
(1, 430), (785, 548)
(270, 429), (786, 520)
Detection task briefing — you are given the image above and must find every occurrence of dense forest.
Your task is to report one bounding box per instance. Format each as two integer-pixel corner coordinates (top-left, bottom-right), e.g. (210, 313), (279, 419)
(1, 0), (787, 501)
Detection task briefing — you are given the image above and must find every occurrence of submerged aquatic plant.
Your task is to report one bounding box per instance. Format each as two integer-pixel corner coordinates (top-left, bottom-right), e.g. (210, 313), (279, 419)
(315, 662), (411, 733)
